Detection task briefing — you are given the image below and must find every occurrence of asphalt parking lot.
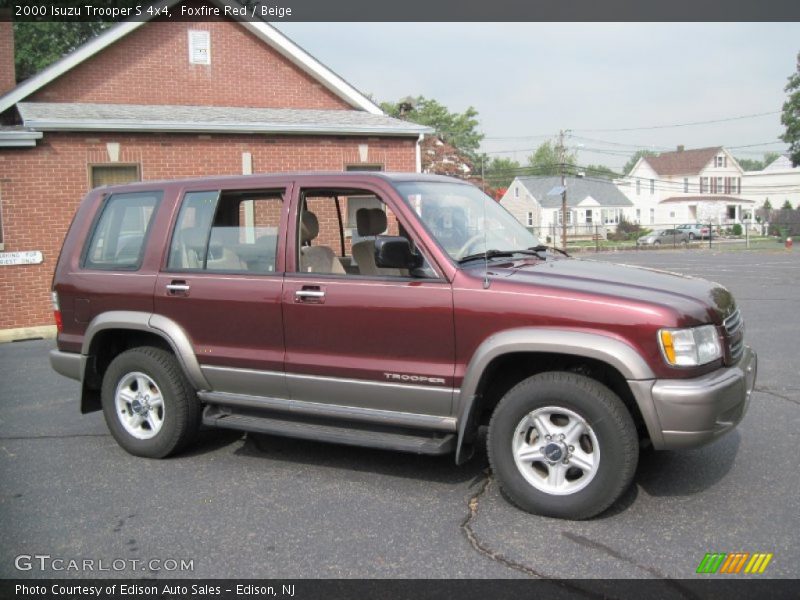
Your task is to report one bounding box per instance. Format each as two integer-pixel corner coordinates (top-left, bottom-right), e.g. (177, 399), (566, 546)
(1, 249), (798, 582)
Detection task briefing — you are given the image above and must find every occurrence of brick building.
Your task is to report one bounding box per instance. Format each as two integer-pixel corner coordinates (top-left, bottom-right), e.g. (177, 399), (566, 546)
(0, 7), (428, 340)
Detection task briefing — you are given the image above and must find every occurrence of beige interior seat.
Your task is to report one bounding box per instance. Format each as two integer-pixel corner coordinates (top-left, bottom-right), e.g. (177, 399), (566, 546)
(299, 211), (346, 274)
(352, 208), (404, 277)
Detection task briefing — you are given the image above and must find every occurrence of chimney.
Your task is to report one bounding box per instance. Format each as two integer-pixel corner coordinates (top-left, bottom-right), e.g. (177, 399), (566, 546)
(0, 15), (15, 96)
(677, 145), (685, 152)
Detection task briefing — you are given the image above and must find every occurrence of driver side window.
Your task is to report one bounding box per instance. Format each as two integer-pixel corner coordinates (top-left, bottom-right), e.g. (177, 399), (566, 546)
(296, 188), (434, 278)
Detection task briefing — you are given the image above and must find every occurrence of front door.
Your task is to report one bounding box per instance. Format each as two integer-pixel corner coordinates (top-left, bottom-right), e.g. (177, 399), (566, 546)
(154, 185), (290, 397)
(282, 183), (456, 416)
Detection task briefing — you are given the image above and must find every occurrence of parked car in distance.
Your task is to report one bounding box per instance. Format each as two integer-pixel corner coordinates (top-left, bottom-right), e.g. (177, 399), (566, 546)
(637, 229), (690, 246)
(49, 172), (756, 520)
(676, 223), (710, 240)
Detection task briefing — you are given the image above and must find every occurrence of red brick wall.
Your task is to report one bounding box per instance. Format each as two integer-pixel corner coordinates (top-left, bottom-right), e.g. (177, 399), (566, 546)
(0, 132), (416, 330)
(30, 20), (352, 110)
(0, 20), (15, 95)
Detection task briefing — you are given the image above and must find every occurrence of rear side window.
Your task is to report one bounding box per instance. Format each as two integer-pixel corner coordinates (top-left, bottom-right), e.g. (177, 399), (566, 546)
(83, 191), (162, 270)
(168, 189), (283, 273)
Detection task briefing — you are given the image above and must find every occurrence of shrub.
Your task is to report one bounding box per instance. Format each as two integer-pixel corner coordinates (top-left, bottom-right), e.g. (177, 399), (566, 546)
(731, 223), (742, 236)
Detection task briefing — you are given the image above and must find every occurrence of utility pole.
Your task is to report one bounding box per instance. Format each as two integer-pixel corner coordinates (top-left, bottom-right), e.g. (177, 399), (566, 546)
(558, 129), (568, 251)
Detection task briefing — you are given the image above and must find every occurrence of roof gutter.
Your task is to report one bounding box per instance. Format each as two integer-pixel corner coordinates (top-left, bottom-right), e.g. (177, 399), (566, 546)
(20, 119), (432, 137)
(0, 130), (43, 147)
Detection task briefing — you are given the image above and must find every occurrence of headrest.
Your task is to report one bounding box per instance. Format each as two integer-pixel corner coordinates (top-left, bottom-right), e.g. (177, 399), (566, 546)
(356, 208), (388, 237)
(300, 211), (319, 243)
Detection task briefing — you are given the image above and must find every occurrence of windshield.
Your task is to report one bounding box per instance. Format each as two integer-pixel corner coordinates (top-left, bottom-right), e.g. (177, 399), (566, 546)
(394, 181), (539, 261)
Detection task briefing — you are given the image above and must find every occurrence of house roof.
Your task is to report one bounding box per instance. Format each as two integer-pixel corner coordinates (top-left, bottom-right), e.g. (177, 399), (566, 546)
(516, 176), (633, 208)
(660, 195), (756, 204)
(0, 126), (43, 147)
(642, 147), (721, 176)
(16, 102), (432, 136)
(0, 0), (382, 116)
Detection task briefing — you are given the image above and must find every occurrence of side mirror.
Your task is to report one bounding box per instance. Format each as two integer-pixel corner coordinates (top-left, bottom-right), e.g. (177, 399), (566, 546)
(374, 236), (423, 270)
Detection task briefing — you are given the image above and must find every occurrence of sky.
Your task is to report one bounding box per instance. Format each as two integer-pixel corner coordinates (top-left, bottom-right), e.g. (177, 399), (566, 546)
(275, 22), (800, 172)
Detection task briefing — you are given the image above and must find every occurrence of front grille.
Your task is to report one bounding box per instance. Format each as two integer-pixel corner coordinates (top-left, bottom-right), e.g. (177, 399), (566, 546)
(724, 308), (744, 363)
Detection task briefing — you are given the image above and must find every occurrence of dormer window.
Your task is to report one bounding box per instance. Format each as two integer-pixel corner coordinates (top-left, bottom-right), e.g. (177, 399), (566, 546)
(189, 30), (211, 65)
(716, 155), (726, 168)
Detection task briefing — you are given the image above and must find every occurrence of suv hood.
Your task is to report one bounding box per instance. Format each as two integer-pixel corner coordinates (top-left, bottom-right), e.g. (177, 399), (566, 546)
(488, 257), (735, 325)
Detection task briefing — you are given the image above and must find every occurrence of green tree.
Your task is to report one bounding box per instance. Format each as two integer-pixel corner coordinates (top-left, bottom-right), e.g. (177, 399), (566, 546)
(381, 96), (483, 161)
(14, 22), (112, 81)
(763, 199), (773, 209)
(622, 149), (657, 176)
(526, 140), (576, 176)
(484, 157), (522, 187)
(584, 164), (621, 179)
(735, 152), (782, 171)
(781, 200), (794, 209)
(781, 51), (800, 167)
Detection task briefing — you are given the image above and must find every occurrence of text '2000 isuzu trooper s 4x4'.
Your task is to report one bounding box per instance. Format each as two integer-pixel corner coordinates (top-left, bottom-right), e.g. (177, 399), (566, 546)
(50, 172), (757, 519)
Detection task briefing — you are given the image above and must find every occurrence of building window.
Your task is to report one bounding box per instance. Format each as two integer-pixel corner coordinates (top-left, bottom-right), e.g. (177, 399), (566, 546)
(636, 179), (641, 195)
(716, 177), (723, 194)
(556, 210), (572, 225)
(515, 186), (519, 198)
(345, 164), (383, 172)
(716, 155), (726, 168)
(737, 178), (741, 194)
(710, 178), (717, 194)
(650, 179), (655, 194)
(526, 211), (534, 226)
(601, 208), (622, 225)
(90, 164), (140, 188)
(683, 178), (689, 193)
(649, 208), (655, 224)
(585, 209), (593, 224)
(727, 205), (736, 220)
(635, 208), (641, 222)
(188, 30), (211, 65)
(669, 211), (676, 218)
(700, 177), (707, 194)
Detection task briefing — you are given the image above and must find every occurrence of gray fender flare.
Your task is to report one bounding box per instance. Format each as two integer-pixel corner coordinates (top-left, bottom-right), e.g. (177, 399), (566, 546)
(454, 328), (658, 464)
(82, 311), (209, 390)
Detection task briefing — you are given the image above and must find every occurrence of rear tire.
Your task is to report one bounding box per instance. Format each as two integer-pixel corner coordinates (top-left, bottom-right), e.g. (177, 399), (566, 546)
(487, 372), (638, 520)
(101, 347), (200, 458)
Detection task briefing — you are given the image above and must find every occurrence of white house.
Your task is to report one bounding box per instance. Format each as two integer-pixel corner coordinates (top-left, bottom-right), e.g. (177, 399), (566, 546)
(500, 175), (633, 240)
(618, 146), (757, 226)
(741, 155), (800, 210)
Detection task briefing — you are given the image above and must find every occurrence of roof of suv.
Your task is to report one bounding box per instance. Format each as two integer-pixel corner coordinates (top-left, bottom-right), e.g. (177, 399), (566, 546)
(91, 171), (471, 193)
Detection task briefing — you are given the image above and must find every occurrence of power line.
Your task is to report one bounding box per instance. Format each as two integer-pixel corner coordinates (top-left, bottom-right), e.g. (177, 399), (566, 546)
(572, 111), (781, 133)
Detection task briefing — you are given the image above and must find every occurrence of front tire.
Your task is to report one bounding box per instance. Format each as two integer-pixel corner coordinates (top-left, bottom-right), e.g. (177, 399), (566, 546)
(101, 347), (200, 458)
(487, 372), (638, 519)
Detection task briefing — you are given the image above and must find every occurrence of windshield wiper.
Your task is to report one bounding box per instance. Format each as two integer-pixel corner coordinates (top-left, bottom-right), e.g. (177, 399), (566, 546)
(530, 245), (571, 257)
(457, 249), (542, 264)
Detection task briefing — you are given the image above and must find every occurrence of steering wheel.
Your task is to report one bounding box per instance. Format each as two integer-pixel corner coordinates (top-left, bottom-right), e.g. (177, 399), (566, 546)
(455, 233), (487, 260)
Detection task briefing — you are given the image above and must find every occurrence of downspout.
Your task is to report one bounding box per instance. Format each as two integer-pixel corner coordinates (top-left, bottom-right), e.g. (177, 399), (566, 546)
(416, 134), (423, 173)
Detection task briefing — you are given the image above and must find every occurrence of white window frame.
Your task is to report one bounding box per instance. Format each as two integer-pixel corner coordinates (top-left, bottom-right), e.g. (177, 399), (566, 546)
(526, 211), (534, 226)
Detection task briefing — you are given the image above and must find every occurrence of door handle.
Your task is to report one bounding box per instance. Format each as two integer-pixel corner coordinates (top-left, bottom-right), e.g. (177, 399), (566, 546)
(295, 290), (325, 299)
(166, 281), (190, 295)
(295, 286), (325, 303)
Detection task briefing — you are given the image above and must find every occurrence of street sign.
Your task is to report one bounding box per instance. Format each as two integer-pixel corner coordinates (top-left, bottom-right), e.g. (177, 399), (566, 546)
(0, 251), (44, 266)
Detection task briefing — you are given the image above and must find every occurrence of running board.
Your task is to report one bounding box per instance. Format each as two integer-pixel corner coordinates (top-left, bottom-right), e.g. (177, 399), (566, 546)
(202, 407), (456, 456)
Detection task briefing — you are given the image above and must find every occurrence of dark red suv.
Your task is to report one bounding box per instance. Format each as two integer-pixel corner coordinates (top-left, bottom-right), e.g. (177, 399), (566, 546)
(50, 172), (756, 519)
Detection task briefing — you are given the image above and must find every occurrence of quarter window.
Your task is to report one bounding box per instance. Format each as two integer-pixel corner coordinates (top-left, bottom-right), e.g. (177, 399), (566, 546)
(84, 191), (161, 270)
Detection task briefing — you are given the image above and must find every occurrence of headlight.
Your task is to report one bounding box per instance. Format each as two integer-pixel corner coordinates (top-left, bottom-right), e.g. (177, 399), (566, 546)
(658, 325), (722, 366)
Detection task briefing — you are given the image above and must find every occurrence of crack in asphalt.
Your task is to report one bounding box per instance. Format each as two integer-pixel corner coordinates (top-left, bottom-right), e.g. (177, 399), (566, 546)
(461, 470), (705, 600)
(755, 387), (800, 406)
(460, 470), (627, 599)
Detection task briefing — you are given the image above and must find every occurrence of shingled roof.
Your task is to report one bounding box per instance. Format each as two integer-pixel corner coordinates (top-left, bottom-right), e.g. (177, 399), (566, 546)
(516, 176), (633, 208)
(642, 147), (721, 176)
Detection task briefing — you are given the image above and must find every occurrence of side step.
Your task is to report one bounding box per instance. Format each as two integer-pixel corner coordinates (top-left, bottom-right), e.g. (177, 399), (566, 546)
(202, 408), (456, 456)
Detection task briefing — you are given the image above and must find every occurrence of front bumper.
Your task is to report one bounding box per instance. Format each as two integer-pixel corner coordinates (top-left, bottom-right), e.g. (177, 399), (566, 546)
(636, 346), (757, 450)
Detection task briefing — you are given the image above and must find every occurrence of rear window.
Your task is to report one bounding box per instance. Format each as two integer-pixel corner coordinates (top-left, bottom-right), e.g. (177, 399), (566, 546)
(83, 191), (162, 270)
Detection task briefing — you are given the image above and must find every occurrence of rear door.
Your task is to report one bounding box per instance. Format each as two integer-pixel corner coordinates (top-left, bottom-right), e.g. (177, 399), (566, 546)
(154, 183), (291, 397)
(281, 180), (456, 416)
